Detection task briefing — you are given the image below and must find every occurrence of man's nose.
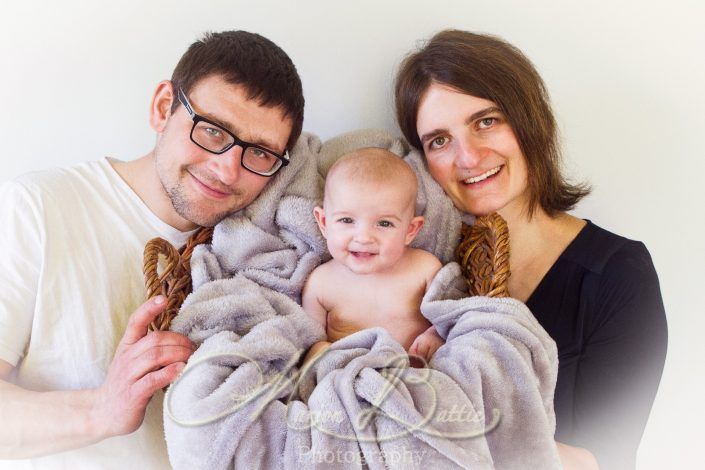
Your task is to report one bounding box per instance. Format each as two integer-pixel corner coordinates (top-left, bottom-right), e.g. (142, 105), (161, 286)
(205, 145), (243, 186)
(455, 135), (484, 169)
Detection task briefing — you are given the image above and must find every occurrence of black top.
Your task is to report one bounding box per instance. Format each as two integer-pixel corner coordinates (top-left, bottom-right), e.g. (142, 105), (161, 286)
(526, 220), (667, 470)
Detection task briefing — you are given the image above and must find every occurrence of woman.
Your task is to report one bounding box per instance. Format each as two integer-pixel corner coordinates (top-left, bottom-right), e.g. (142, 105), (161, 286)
(394, 30), (667, 470)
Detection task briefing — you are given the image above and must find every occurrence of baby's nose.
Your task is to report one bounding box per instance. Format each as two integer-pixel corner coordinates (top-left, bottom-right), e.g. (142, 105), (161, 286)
(353, 227), (374, 243)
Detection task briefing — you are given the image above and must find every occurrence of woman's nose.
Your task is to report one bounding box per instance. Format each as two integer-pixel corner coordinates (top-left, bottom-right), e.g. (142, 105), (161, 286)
(455, 136), (483, 168)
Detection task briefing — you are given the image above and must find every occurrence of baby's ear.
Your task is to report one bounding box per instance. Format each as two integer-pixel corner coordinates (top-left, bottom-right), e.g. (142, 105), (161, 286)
(404, 215), (425, 245)
(313, 206), (328, 238)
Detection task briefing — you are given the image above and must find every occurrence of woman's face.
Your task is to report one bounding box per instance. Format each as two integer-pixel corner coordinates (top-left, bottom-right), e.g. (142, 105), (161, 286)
(416, 83), (530, 218)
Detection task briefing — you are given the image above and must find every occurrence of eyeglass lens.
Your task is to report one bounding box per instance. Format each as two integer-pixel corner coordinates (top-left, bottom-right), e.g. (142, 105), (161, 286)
(191, 121), (281, 174)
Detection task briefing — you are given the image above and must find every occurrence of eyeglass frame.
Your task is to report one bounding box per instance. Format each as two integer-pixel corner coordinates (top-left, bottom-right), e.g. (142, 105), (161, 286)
(176, 87), (290, 177)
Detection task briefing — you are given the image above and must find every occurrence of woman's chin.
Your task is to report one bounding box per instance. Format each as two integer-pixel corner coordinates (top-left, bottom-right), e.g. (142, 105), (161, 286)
(457, 201), (505, 218)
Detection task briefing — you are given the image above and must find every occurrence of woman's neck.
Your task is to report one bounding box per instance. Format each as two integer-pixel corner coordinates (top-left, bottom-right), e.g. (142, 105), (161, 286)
(497, 203), (586, 302)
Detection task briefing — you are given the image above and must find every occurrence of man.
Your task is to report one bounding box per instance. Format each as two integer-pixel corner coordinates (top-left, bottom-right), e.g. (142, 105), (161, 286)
(0, 30), (304, 468)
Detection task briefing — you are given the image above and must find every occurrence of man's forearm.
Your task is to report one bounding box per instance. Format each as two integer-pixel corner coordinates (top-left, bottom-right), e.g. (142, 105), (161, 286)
(0, 379), (106, 459)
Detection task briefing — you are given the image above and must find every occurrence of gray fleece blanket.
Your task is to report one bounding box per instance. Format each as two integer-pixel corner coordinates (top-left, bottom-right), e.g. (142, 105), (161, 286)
(164, 129), (560, 469)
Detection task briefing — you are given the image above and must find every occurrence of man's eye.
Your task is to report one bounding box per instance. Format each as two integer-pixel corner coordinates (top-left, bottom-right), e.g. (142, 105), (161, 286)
(250, 148), (267, 158)
(205, 127), (222, 137)
(378, 220), (394, 228)
(338, 217), (353, 224)
(478, 117), (497, 129)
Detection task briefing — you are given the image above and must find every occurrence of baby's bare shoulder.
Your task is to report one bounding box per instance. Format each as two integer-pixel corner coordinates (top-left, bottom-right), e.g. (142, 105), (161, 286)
(304, 260), (334, 292)
(405, 248), (443, 284)
(407, 248), (442, 270)
(304, 260), (349, 297)
(308, 259), (336, 278)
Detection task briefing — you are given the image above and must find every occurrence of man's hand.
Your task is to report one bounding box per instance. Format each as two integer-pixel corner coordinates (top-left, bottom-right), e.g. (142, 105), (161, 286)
(91, 296), (196, 438)
(408, 326), (444, 366)
(0, 296), (197, 458)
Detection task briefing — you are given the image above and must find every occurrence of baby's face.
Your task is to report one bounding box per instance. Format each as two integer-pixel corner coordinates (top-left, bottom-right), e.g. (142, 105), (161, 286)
(315, 180), (422, 275)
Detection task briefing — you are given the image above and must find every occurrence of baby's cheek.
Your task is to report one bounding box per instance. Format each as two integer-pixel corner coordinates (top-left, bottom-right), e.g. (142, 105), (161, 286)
(328, 241), (348, 262)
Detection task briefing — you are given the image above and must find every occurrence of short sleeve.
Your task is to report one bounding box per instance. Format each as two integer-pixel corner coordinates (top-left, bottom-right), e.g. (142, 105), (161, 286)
(573, 241), (668, 469)
(0, 179), (45, 367)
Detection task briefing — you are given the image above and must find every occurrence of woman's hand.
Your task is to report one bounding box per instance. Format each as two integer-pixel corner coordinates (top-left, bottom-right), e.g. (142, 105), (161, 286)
(556, 441), (599, 470)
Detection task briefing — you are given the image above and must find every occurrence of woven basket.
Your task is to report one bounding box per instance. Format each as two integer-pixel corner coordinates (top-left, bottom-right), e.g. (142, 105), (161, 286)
(143, 213), (510, 331)
(143, 226), (213, 331)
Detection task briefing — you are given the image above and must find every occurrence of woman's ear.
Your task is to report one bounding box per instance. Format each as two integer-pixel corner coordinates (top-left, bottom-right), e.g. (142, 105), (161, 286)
(149, 80), (175, 133)
(313, 206), (328, 238)
(404, 215), (425, 245)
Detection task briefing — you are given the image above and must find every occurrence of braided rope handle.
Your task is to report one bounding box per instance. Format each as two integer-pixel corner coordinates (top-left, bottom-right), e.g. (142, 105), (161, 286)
(455, 213), (511, 298)
(143, 226), (214, 331)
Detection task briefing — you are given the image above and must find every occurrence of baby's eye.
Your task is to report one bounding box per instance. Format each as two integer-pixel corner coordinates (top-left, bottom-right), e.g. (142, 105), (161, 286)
(378, 220), (394, 228)
(337, 217), (354, 224)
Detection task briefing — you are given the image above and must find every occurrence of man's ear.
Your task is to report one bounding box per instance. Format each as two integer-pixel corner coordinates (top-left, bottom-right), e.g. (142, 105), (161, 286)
(404, 215), (425, 245)
(313, 206), (328, 238)
(149, 80), (175, 133)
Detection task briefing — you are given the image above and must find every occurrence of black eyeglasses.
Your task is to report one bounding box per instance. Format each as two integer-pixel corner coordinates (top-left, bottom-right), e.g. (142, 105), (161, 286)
(177, 88), (289, 177)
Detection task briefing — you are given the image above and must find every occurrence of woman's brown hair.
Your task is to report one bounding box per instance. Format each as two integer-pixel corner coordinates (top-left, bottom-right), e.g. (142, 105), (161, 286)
(394, 30), (590, 217)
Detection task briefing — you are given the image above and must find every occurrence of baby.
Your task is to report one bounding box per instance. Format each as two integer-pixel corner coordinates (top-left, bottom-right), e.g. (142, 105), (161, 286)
(302, 147), (443, 366)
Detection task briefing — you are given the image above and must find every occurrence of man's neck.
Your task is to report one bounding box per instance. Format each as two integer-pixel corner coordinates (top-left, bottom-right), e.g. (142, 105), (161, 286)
(109, 153), (197, 232)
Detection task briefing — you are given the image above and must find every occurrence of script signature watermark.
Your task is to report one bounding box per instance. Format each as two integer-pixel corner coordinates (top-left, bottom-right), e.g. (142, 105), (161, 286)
(165, 348), (500, 443)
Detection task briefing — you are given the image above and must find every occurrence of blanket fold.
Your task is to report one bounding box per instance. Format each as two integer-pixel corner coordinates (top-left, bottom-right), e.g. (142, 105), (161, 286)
(164, 129), (560, 469)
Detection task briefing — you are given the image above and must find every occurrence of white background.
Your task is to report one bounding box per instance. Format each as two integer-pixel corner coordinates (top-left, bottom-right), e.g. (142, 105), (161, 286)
(1, 0), (703, 467)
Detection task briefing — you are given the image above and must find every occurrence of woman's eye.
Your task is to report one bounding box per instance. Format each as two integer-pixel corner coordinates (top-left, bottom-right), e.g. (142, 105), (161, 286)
(338, 217), (353, 224)
(478, 117), (496, 129)
(429, 136), (448, 150)
(378, 220), (394, 228)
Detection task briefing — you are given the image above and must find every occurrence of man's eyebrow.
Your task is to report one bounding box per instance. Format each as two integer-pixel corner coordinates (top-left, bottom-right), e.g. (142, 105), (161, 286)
(200, 112), (280, 152)
(419, 106), (503, 145)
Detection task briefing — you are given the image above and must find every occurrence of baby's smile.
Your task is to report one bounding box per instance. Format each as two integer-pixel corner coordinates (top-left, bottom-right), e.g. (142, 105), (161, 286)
(349, 250), (378, 259)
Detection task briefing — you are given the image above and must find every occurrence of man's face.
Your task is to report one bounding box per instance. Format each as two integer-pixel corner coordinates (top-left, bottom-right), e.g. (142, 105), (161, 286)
(154, 74), (292, 228)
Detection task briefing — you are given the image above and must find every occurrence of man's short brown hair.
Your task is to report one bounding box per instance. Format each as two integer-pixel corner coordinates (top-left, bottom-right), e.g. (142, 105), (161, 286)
(170, 30), (304, 151)
(394, 29), (589, 217)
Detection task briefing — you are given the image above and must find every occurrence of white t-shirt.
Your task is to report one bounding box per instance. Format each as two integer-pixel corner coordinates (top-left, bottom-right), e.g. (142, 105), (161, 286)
(0, 158), (195, 469)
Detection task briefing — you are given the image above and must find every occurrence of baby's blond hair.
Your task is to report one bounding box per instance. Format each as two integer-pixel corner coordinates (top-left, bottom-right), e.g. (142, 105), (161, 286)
(324, 148), (418, 211)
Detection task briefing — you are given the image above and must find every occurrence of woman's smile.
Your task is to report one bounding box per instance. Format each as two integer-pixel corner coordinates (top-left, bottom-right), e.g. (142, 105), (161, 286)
(461, 165), (504, 186)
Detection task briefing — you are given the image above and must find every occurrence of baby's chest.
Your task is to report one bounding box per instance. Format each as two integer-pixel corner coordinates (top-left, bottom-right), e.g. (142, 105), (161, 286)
(325, 278), (426, 322)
